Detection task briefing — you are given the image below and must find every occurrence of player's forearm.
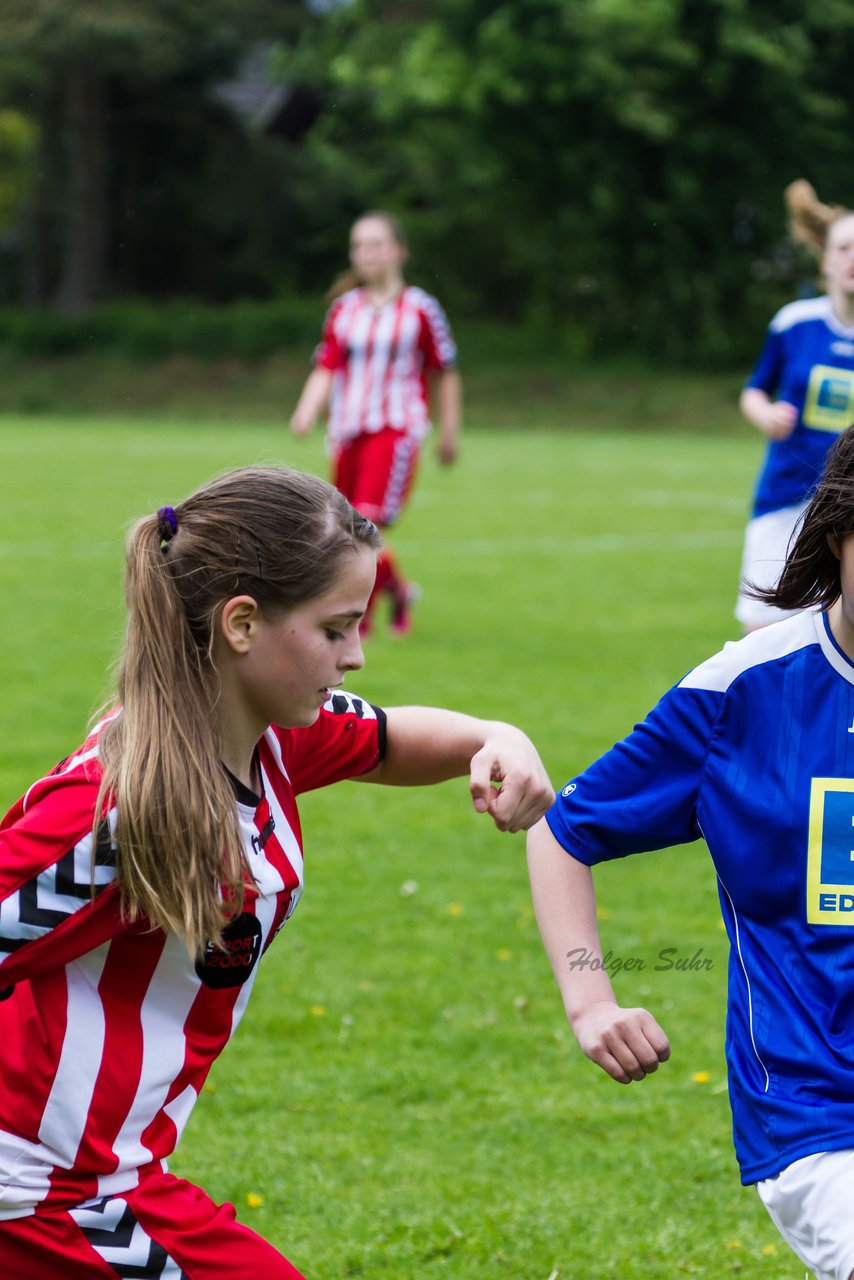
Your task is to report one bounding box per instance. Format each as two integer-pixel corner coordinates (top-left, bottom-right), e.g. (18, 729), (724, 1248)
(291, 368), (333, 431)
(740, 387), (779, 433)
(437, 369), (462, 439)
(527, 818), (617, 1022)
(739, 387), (767, 425)
(358, 706), (554, 832)
(370, 707), (525, 786)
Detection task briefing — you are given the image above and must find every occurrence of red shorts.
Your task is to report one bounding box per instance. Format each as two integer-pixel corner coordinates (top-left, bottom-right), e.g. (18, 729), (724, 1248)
(333, 427), (420, 526)
(0, 1172), (305, 1279)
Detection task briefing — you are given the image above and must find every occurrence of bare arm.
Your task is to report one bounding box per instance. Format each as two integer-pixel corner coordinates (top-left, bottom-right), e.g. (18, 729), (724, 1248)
(739, 386), (797, 442)
(434, 369), (462, 465)
(526, 817), (670, 1083)
(291, 367), (334, 436)
(357, 706), (554, 833)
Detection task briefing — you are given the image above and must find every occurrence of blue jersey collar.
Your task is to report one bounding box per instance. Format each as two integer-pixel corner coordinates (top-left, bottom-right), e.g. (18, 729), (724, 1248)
(818, 608), (854, 682)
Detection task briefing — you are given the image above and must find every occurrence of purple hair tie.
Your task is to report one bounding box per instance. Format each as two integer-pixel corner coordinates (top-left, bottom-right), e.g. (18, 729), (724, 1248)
(157, 505), (178, 548)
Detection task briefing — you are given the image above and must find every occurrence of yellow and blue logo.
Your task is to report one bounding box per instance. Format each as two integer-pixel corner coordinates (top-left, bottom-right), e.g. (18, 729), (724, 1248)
(807, 778), (854, 924)
(803, 365), (854, 432)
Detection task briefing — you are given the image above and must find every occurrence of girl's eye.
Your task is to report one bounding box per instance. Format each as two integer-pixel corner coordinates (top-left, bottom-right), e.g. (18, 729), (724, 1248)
(325, 629), (346, 642)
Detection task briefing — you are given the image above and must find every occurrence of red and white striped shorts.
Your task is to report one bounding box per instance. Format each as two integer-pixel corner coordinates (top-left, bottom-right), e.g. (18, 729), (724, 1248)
(0, 1171), (305, 1279)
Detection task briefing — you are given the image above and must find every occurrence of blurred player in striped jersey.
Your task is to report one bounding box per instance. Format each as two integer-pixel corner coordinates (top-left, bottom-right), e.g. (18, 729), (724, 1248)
(291, 211), (462, 637)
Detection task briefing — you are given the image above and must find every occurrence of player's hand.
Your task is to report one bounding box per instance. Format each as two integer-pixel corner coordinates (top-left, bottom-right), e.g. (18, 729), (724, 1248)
(760, 400), (797, 441)
(437, 436), (458, 466)
(571, 1000), (670, 1084)
(469, 728), (555, 833)
(290, 410), (315, 436)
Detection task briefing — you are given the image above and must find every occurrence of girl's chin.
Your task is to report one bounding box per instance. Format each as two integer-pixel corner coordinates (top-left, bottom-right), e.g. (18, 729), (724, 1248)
(275, 706), (322, 731)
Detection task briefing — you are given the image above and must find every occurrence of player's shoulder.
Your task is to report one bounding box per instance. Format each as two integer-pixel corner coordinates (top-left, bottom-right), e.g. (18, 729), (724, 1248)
(679, 611), (821, 694)
(19, 714), (113, 816)
(266, 694), (382, 752)
(404, 284), (445, 313)
(327, 288), (364, 319)
(264, 694), (386, 791)
(768, 294), (832, 334)
(320, 691), (381, 721)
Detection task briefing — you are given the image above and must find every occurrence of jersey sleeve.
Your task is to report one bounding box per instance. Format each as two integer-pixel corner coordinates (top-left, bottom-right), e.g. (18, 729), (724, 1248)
(273, 694), (387, 795)
(313, 300), (346, 371)
(546, 683), (723, 866)
(417, 293), (457, 372)
(744, 324), (784, 396)
(0, 772), (124, 991)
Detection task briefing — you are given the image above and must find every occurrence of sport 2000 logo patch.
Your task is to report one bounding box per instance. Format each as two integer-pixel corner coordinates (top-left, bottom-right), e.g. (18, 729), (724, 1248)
(195, 912), (263, 988)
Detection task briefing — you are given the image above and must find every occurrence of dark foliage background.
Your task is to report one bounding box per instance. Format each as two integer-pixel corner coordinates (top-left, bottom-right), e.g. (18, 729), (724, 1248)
(2, 0), (854, 364)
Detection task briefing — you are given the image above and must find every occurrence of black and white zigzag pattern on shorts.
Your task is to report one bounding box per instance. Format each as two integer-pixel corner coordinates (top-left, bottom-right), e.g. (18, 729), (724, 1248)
(70, 1195), (189, 1279)
(0, 820), (116, 958)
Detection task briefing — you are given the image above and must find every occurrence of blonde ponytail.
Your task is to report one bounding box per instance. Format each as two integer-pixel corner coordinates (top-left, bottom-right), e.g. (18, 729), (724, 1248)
(325, 267), (361, 302)
(97, 514), (244, 959)
(784, 179), (848, 256)
(95, 467), (381, 959)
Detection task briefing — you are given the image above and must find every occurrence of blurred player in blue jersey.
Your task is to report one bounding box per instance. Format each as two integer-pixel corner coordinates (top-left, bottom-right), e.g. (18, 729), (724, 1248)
(738, 180), (854, 631)
(528, 423), (854, 1280)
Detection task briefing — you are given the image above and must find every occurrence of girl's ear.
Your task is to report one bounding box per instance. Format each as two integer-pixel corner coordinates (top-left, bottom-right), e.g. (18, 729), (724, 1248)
(219, 596), (261, 654)
(827, 532), (842, 560)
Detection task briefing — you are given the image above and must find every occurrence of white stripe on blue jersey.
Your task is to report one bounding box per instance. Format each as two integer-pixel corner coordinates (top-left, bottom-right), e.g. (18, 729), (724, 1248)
(770, 294), (854, 338)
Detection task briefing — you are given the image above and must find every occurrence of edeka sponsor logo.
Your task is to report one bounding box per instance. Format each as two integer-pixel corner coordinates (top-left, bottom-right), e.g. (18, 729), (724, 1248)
(806, 778), (854, 925)
(195, 913), (263, 989)
(817, 892), (854, 912)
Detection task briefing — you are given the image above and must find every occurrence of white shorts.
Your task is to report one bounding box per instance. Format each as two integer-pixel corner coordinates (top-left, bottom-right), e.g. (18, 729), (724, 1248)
(735, 501), (809, 627)
(756, 1149), (854, 1280)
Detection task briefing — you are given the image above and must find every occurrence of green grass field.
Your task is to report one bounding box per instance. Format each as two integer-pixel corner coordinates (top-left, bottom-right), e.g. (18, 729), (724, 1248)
(0, 402), (809, 1279)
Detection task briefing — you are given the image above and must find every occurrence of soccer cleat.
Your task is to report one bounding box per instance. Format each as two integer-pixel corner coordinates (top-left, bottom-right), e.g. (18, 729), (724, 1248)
(389, 582), (420, 636)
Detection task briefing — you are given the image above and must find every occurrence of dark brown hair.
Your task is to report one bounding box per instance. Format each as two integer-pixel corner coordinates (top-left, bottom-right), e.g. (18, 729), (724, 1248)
(96, 466), (381, 957)
(756, 425), (854, 611)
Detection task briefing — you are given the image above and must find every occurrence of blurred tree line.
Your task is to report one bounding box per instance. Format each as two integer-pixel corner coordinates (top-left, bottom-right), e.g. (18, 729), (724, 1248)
(1, 0), (853, 362)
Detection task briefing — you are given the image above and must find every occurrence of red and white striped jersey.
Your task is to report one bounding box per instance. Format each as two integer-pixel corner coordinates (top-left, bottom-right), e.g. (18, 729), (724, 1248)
(315, 285), (457, 445)
(0, 694), (384, 1220)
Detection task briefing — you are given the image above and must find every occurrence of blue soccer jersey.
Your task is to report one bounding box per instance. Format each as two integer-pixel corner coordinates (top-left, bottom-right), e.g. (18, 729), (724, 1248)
(546, 609), (854, 1184)
(746, 296), (854, 517)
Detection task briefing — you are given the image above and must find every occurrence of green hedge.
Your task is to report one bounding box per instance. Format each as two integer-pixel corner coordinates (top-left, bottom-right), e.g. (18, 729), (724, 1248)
(0, 297), (605, 366)
(0, 297), (327, 361)
(0, 294), (773, 369)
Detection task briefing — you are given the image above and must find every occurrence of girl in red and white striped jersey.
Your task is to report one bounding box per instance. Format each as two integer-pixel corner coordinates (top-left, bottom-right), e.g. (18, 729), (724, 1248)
(291, 211), (462, 637)
(0, 465), (552, 1279)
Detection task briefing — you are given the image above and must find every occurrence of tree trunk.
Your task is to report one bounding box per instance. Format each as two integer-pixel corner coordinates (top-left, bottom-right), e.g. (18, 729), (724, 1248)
(55, 66), (108, 315)
(21, 88), (63, 307)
